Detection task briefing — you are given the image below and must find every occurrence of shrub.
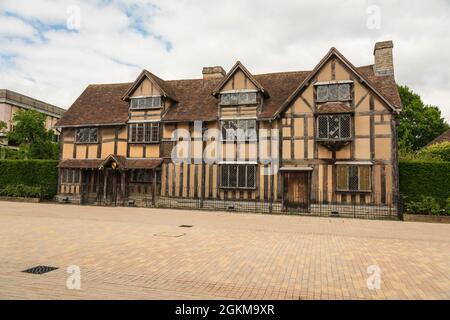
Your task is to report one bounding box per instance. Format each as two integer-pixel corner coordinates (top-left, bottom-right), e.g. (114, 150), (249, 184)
(0, 160), (58, 198)
(405, 196), (443, 215)
(0, 184), (42, 198)
(417, 142), (450, 162)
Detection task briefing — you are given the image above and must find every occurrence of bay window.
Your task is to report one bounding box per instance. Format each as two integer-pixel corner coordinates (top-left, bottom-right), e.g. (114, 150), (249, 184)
(317, 114), (351, 140)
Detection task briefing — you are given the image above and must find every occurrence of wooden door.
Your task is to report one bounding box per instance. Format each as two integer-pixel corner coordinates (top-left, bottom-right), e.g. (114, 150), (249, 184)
(284, 172), (310, 210)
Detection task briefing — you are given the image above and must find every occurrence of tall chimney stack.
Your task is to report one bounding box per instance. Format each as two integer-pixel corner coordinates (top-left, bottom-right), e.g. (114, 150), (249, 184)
(202, 66), (226, 80)
(373, 40), (394, 76)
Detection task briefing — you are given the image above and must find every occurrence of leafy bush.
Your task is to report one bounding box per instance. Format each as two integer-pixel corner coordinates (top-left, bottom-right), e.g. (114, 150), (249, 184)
(400, 160), (450, 216)
(0, 160), (58, 198)
(405, 196), (444, 215)
(0, 184), (42, 198)
(417, 142), (450, 162)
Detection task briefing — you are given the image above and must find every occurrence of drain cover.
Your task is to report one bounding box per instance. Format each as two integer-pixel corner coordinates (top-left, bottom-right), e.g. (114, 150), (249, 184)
(154, 232), (186, 237)
(179, 225), (193, 228)
(22, 265), (58, 275)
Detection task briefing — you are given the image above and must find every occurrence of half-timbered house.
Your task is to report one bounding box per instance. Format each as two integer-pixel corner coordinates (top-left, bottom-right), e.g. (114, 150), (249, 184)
(55, 41), (402, 214)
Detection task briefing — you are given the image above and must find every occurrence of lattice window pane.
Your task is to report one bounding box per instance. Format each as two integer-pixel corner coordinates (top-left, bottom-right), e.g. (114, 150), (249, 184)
(230, 93), (239, 105)
(328, 84), (338, 101)
(236, 120), (246, 141)
(329, 115), (340, 139)
(89, 128), (98, 143)
(340, 115), (351, 138)
(238, 165), (246, 188)
(152, 97), (162, 107)
(239, 92), (249, 104)
(246, 120), (257, 140)
(318, 116), (328, 138)
(338, 84), (351, 100)
(144, 123), (152, 142)
(151, 123), (159, 142)
(247, 165), (256, 188)
(349, 166), (359, 190)
(317, 85), (328, 102)
(248, 92), (257, 104)
(137, 124), (144, 142)
(221, 165), (229, 187)
(130, 99), (138, 109)
(229, 165), (237, 187)
(221, 94), (230, 105)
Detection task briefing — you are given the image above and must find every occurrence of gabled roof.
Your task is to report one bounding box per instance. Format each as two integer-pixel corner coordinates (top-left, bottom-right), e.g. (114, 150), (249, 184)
(57, 47), (402, 126)
(122, 69), (177, 101)
(211, 61), (268, 97)
(272, 47), (402, 118)
(56, 83), (131, 127)
(426, 129), (450, 147)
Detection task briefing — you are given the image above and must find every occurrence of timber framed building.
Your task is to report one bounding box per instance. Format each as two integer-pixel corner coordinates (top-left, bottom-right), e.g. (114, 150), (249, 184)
(55, 41), (402, 214)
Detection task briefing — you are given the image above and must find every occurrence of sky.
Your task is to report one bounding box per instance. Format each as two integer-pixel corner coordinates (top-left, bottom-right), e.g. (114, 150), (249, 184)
(0, 0), (449, 121)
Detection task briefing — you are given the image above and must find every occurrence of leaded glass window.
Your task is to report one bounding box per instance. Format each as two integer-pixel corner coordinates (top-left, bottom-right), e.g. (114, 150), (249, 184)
(220, 164), (256, 189)
(75, 128), (98, 143)
(129, 122), (159, 143)
(130, 96), (162, 109)
(316, 83), (352, 102)
(316, 114), (352, 140)
(336, 165), (371, 191)
(220, 92), (257, 105)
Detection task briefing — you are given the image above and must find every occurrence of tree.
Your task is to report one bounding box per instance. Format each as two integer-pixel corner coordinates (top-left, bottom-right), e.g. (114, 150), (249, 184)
(6, 109), (59, 159)
(0, 121), (7, 132)
(397, 85), (449, 151)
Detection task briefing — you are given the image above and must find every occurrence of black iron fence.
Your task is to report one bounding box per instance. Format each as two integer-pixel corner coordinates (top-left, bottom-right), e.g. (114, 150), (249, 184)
(152, 187), (399, 220)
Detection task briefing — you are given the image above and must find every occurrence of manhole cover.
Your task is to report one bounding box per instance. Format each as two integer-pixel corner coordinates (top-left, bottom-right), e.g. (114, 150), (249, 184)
(22, 265), (58, 275)
(179, 225), (193, 228)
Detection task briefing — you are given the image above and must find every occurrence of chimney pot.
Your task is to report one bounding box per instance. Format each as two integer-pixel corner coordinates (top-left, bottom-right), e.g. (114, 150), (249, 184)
(373, 40), (394, 76)
(202, 66), (226, 79)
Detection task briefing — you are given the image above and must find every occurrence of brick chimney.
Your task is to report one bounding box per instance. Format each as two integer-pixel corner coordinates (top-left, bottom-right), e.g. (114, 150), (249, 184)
(202, 66), (226, 79)
(373, 40), (394, 76)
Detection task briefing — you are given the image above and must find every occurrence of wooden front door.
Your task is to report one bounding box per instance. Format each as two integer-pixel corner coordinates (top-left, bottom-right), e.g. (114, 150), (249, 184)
(284, 172), (310, 210)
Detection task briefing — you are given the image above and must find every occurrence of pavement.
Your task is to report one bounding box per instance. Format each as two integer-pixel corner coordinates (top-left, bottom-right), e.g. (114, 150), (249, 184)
(0, 201), (449, 300)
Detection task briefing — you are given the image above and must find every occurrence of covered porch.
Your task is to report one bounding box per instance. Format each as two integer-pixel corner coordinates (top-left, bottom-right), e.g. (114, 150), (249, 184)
(58, 155), (162, 207)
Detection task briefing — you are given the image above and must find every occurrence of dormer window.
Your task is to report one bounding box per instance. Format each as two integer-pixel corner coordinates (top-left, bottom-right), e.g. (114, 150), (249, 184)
(316, 83), (351, 102)
(130, 96), (162, 109)
(220, 92), (257, 106)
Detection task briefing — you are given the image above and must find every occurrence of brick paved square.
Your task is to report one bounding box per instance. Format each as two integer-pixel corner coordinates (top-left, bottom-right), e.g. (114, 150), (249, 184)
(0, 201), (449, 299)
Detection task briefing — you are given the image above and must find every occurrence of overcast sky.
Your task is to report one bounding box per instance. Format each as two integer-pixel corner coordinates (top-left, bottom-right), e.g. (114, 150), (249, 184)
(0, 0), (449, 121)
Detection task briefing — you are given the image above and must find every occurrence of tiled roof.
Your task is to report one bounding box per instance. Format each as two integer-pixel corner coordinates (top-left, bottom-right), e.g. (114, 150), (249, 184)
(59, 157), (163, 169)
(58, 159), (103, 168)
(315, 102), (353, 114)
(427, 129), (450, 146)
(56, 83), (131, 127)
(56, 62), (401, 126)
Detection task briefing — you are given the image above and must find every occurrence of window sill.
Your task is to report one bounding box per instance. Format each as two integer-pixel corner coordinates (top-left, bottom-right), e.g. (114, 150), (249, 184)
(335, 190), (372, 193)
(128, 141), (160, 144)
(130, 107), (162, 111)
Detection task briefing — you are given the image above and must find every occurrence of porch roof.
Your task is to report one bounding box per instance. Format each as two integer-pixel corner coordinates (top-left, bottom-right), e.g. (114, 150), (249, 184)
(58, 159), (103, 169)
(58, 157), (163, 170)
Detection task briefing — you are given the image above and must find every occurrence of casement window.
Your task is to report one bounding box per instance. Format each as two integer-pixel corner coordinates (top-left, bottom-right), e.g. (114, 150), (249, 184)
(220, 92), (257, 105)
(221, 119), (257, 141)
(220, 164), (256, 189)
(75, 127), (98, 143)
(316, 84), (351, 102)
(61, 169), (80, 184)
(336, 165), (371, 192)
(129, 122), (160, 143)
(130, 96), (162, 109)
(317, 114), (351, 140)
(131, 169), (152, 183)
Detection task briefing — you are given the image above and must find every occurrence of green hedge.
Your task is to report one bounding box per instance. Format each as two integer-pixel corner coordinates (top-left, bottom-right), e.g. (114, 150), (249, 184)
(0, 160), (58, 198)
(399, 160), (450, 204)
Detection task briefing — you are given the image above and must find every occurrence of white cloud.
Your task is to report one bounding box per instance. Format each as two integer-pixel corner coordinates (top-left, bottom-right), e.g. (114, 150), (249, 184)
(0, 0), (449, 122)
